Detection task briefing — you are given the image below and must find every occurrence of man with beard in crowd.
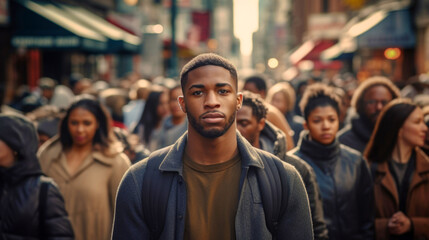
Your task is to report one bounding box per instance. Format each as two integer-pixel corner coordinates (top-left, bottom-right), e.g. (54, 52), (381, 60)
(112, 53), (313, 240)
(338, 76), (400, 153)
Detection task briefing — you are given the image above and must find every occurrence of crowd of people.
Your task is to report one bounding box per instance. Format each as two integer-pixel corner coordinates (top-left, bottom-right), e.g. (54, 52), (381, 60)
(1, 52), (429, 239)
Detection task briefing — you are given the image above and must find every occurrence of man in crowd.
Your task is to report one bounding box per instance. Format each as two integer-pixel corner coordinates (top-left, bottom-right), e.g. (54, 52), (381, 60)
(338, 76), (401, 153)
(112, 53), (313, 239)
(237, 91), (328, 240)
(156, 84), (188, 149)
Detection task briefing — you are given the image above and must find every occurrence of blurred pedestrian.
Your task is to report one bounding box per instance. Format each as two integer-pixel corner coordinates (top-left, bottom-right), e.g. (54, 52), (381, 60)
(289, 83), (374, 240)
(242, 74), (268, 99)
(364, 98), (429, 240)
(122, 79), (152, 130)
(156, 84), (188, 149)
(266, 82), (304, 145)
(237, 91), (329, 240)
(132, 86), (170, 151)
(0, 114), (74, 239)
(241, 76), (295, 150)
(338, 76), (401, 153)
(37, 95), (130, 240)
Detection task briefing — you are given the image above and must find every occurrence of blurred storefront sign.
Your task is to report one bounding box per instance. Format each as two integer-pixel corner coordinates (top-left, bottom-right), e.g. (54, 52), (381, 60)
(308, 13), (347, 40)
(0, 0), (8, 25)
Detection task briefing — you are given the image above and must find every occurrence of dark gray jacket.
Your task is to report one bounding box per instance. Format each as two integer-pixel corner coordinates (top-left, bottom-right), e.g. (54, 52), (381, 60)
(261, 121), (328, 240)
(290, 131), (374, 240)
(0, 114), (74, 240)
(112, 132), (313, 240)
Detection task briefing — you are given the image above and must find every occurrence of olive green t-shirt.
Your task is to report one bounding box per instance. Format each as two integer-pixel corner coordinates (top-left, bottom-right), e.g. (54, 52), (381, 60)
(183, 152), (241, 240)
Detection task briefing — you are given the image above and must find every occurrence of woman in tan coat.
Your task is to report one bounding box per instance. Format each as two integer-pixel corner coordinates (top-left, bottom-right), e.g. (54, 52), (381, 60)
(365, 98), (429, 240)
(38, 96), (130, 240)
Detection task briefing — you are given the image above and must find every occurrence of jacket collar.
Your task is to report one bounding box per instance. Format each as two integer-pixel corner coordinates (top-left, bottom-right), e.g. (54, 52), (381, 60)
(44, 137), (116, 167)
(260, 121), (287, 159)
(351, 114), (374, 142)
(159, 131), (265, 175)
(376, 147), (429, 206)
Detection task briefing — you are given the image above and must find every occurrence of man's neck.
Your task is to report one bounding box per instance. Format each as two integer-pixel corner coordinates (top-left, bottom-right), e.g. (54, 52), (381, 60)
(186, 127), (238, 165)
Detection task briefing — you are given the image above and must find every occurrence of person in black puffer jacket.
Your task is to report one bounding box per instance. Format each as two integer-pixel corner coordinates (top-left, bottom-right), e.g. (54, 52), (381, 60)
(289, 83), (374, 240)
(0, 113), (74, 240)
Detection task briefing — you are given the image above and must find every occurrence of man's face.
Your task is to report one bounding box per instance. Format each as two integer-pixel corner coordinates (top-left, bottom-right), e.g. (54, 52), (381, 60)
(237, 105), (265, 147)
(179, 65), (242, 138)
(362, 85), (393, 124)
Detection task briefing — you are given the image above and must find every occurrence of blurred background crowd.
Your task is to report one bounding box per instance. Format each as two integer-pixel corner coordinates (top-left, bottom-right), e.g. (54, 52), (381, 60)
(1, 0), (429, 239)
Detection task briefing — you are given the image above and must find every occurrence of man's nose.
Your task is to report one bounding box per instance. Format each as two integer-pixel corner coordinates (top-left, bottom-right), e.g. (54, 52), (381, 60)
(375, 101), (384, 110)
(204, 91), (220, 108)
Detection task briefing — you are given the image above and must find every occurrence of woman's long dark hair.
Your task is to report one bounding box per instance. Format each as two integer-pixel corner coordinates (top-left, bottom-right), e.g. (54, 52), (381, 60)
(135, 89), (165, 144)
(60, 95), (115, 154)
(364, 98), (417, 163)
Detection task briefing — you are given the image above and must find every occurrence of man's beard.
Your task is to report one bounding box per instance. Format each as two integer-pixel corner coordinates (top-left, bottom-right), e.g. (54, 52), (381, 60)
(187, 109), (236, 138)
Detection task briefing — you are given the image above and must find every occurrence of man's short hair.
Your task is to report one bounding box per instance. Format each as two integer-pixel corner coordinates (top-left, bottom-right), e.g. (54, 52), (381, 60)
(180, 53), (238, 91)
(351, 76), (400, 115)
(242, 91), (268, 122)
(299, 83), (341, 121)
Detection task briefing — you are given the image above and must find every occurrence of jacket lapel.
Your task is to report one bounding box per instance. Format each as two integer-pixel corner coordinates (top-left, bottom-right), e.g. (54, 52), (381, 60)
(408, 148), (429, 198)
(378, 162), (399, 207)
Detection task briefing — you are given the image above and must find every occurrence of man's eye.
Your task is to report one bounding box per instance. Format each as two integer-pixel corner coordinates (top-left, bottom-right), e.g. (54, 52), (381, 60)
(192, 91), (203, 96)
(218, 89), (229, 94)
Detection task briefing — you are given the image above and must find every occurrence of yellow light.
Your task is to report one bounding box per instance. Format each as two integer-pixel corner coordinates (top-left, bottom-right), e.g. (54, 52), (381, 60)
(268, 58), (279, 69)
(384, 48), (401, 60)
(124, 0), (138, 6)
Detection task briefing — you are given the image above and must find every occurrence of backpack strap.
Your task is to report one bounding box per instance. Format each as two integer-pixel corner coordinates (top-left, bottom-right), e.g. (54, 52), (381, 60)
(142, 157), (175, 240)
(256, 157), (289, 239)
(39, 180), (49, 238)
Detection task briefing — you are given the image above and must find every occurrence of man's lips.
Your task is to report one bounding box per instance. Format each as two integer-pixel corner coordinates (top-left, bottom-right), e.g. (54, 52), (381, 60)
(201, 112), (225, 123)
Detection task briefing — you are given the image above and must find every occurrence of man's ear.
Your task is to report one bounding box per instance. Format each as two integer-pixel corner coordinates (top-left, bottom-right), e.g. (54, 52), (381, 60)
(258, 118), (266, 132)
(237, 92), (243, 110)
(178, 95), (186, 113)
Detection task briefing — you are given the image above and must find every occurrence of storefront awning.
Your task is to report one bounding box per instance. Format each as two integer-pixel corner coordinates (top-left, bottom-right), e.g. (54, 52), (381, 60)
(11, 0), (142, 53)
(55, 3), (141, 53)
(322, 1), (415, 60)
(11, 0), (108, 52)
(349, 8), (415, 49)
(289, 39), (335, 65)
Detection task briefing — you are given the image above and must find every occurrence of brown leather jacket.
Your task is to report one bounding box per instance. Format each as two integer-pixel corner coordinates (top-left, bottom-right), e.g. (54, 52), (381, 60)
(373, 147), (429, 240)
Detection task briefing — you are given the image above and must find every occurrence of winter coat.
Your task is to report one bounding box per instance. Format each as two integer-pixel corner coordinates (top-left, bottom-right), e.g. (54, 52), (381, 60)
(290, 130), (374, 240)
(338, 114), (374, 153)
(372, 148), (429, 240)
(261, 121), (328, 240)
(0, 114), (73, 240)
(112, 131), (314, 240)
(38, 137), (130, 240)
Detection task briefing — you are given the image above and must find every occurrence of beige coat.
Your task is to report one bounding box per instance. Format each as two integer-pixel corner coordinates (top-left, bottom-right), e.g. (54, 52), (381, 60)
(38, 137), (131, 240)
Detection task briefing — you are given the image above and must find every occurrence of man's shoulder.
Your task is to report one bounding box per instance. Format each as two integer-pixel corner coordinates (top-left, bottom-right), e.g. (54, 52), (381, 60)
(254, 147), (299, 177)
